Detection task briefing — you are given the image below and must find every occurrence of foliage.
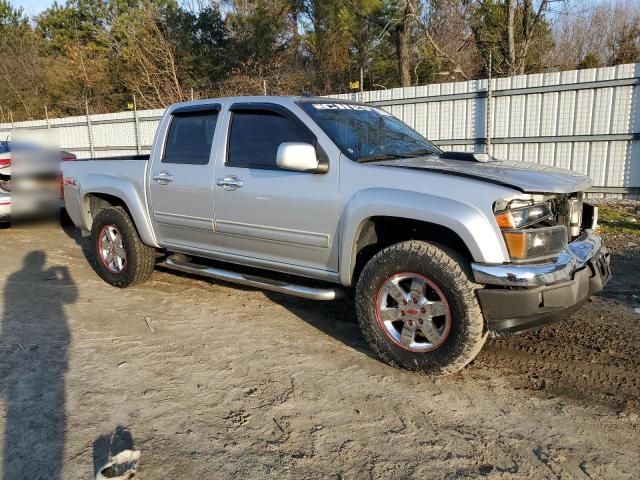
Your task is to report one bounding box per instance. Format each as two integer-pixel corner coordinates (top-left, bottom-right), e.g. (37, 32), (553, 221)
(577, 53), (600, 70)
(470, 0), (554, 76)
(0, 0), (638, 121)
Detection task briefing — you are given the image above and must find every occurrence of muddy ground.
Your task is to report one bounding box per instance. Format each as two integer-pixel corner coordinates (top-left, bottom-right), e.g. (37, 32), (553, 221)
(0, 208), (639, 479)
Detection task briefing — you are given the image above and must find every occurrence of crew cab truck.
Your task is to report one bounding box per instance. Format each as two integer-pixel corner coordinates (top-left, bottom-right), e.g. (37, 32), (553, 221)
(62, 96), (611, 375)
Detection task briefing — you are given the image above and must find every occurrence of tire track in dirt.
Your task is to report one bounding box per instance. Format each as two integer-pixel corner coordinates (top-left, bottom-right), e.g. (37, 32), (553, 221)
(471, 297), (640, 410)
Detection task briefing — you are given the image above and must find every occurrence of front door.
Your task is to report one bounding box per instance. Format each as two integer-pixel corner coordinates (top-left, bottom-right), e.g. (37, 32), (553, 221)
(148, 105), (220, 250)
(212, 103), (340, 273)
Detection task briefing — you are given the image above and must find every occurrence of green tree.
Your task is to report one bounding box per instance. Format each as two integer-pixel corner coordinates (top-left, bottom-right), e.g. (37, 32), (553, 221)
(0, 1), (47, 120)
(577, 53), (599, 70)
(471, 0), (554, 76)
(0, 0), (26, 28)
(350, 0), (419, 87)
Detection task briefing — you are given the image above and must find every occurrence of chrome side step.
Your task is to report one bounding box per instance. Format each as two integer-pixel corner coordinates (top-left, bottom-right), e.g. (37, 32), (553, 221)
(160, 256), (344, 301)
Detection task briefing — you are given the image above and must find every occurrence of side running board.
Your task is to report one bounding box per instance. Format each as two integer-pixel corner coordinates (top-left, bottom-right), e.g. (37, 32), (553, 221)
(160, 256), (344, 301)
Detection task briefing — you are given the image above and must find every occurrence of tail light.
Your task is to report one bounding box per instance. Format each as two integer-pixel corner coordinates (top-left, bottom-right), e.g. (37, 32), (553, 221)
(0, 158), (10, 168)
(59, 154), (76, 198)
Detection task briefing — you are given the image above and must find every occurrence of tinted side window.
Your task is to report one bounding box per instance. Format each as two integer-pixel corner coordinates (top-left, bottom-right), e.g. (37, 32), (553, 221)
(227, 110), (314, 168)
(163, 112), (218, 165)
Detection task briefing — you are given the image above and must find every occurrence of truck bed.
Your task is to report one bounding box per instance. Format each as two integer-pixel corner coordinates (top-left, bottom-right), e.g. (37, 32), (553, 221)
(61, 157), (151, 238)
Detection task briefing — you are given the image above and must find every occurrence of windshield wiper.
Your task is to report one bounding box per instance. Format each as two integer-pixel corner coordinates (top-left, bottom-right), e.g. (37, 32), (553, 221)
(358, 148), (439, 163)
(357, 153), (406, 163)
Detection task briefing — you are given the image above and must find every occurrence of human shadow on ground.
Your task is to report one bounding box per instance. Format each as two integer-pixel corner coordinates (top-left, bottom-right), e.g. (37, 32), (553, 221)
(1, 251), (77, 480)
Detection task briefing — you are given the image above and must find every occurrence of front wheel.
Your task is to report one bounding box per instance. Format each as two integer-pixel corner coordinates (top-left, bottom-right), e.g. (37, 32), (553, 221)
(355, 240), (487, 375)
(90, 206), (156, 288)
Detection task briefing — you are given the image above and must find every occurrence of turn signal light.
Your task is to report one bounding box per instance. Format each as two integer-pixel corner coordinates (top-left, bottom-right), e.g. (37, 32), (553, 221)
(495, 211), (516, 228)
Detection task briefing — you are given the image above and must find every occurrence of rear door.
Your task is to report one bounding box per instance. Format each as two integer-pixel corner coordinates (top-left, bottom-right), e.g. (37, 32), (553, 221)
(211, 102), (341, 273)
(148, 104), (220, 250)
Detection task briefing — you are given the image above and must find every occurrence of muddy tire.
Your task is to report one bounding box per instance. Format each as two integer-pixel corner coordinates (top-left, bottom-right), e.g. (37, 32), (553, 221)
(90, 206), (155, 288)
(355, 240), (487, 375)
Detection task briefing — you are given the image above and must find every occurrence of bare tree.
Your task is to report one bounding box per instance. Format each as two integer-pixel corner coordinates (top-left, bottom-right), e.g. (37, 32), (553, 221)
(507, 0), (516, 73)
(547, 0), (640, 69)
(353, 0), (417, 87)
(119, 8), (186, 108)
(0, 25), (46, 119)
(415, 0), (479, 80)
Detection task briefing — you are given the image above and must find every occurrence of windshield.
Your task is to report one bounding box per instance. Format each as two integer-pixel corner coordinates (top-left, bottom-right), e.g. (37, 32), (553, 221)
(299, 102), (441, 162)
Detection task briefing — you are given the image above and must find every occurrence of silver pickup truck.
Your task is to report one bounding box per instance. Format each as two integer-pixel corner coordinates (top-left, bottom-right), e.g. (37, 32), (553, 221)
(62, 96), (611, 374)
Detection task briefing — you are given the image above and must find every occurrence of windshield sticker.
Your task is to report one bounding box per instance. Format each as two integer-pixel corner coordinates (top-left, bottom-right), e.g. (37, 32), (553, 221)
(312, 103), (390, 115)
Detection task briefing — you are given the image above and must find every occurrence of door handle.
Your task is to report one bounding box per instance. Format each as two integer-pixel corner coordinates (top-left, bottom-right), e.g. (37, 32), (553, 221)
(217, 176), (244, 191)
(153, 171), (174, 185)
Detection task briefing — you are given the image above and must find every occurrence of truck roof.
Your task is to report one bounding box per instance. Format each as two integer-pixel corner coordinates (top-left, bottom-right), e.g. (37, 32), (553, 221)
(167, 95), (361, 110)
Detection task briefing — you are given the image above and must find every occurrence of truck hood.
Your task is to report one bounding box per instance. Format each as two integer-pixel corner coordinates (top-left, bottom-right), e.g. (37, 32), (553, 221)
(370, 155), (592, 194)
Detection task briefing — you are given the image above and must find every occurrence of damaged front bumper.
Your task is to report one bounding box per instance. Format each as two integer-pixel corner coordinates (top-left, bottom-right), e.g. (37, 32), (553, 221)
(471, 230), (611, 334)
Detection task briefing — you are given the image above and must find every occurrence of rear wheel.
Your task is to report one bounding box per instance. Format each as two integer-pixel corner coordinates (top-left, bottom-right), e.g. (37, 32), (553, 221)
(91, 206), (155, 288)
(355, 240), (487, 375)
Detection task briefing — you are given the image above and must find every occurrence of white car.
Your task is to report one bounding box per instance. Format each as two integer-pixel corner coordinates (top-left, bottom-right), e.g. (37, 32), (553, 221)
(0, 191), (9, 224)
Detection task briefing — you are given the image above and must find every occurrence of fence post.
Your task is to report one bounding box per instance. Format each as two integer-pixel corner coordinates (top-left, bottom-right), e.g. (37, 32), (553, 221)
(132, 95), (141, 154)
(85, 100), (95, 159)
(45, 105), (51, 130)
(485, 52), (493, 155)
(7, 110), (14, 140)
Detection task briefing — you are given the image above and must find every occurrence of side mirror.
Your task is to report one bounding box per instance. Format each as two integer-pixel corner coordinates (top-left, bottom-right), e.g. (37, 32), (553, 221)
(276, 142), (322, 172)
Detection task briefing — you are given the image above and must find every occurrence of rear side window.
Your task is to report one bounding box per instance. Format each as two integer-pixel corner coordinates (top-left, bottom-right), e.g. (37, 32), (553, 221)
(227, 110), (314, 168)
(163, 111), (218, 165)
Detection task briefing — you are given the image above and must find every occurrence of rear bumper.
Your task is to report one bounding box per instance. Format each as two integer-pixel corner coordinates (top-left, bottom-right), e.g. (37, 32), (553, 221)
(472, 231), (611, 334)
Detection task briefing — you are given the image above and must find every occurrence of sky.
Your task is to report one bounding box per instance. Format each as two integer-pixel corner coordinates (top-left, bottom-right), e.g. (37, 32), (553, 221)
(13, 0), (55, 16)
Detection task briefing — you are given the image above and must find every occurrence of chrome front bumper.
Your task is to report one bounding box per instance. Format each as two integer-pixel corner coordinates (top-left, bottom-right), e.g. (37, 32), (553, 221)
(471, 230), (606, 287)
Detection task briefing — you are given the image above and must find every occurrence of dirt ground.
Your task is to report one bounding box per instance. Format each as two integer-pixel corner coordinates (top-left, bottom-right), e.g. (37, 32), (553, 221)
(0, 209), (639, 479)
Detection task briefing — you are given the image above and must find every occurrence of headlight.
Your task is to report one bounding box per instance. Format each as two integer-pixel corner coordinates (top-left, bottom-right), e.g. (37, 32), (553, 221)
(495, 203), (553, 228)
(501, 225), (568, 261)
(495, 203), (565, 261)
